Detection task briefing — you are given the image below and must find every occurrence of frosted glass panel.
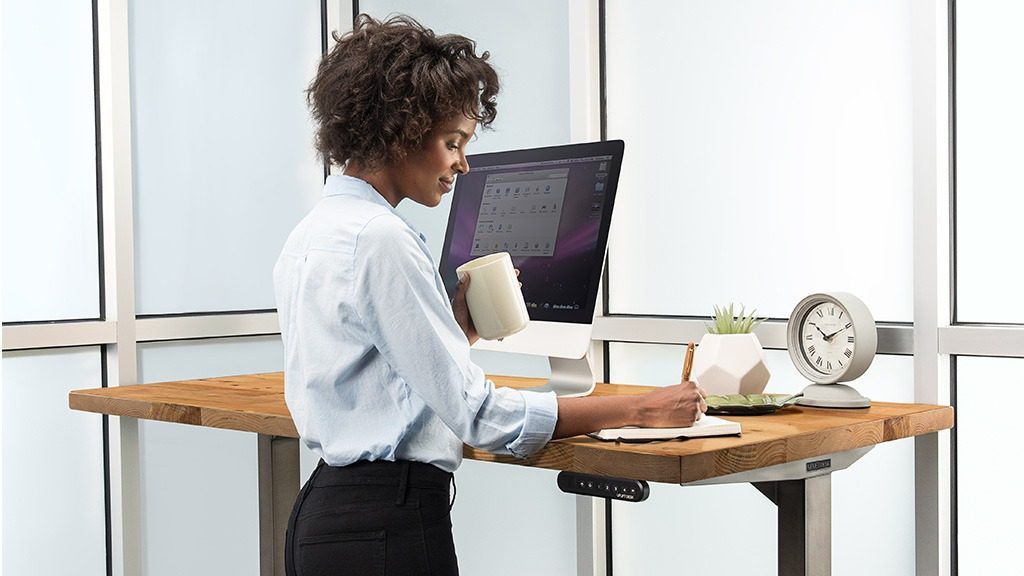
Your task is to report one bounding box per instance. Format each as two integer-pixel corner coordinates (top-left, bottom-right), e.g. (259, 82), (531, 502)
(613, 482), (776, 576)
(362, 0), (571, 257)
(136, 336), (283, 576)
(956, 357), (1022, 574)
(2, 348), (105, 576)
(130, 0), (323, 314)
(451, 461), (576, 576)
(608, 343), (915, 576)
(2, 0), (100, 322)
(605, 0), (913, 321)
(955, 2), (1024, 323)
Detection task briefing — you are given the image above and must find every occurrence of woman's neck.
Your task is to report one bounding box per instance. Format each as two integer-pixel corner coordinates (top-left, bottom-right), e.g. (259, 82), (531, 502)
(345, 163), (401, 207)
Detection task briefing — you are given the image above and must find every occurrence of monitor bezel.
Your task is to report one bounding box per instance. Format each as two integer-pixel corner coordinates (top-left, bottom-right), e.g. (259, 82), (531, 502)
(438, 139), (624, 325)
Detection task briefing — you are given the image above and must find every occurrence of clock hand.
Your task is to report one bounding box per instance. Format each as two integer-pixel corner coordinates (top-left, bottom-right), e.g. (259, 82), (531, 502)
(824, 327), (846, 342)
(813, 325), (829, 340)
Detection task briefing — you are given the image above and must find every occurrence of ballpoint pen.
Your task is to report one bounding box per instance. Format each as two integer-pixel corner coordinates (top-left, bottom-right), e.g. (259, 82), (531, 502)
(682, 341), (701, 421)
(681, 341), (695, 382)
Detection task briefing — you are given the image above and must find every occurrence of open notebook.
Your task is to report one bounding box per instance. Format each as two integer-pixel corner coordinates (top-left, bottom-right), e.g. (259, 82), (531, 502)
(588, 414), (741, 442)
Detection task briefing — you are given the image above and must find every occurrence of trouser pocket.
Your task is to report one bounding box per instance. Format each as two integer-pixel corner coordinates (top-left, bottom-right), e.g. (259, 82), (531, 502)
(295, 530), (386, 576)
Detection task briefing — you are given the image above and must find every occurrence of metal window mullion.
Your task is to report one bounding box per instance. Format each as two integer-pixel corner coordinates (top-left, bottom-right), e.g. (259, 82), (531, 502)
(569, 0), (601, 145)
(96, 0), (140, 574)
(327, 1), (355, 45)
(939, 325), (1024, 358)
(592, 316), (915, 355)
(911, 2), (954, 576)
(135, 312), (280, 343)
(568, 2), (606, 576)
(1, 321), (118, 351)
(320, 1), (356, 178)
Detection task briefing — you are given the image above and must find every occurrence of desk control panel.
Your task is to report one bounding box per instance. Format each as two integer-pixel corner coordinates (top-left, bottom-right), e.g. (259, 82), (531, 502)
(557, 471), (650, 502)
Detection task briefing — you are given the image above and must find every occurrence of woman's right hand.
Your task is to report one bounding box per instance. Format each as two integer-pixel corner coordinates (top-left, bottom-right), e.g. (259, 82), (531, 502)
(552, 379), (708, 440)
(633, 380), (707, 428)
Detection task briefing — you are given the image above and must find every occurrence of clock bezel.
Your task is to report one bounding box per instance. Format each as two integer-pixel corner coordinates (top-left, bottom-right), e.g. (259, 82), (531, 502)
(786, 292), (877, 385)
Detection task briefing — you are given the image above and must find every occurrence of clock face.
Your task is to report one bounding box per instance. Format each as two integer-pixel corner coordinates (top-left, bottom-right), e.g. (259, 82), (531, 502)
(788, 292), (877, 386)
(799, 301), (855, 377)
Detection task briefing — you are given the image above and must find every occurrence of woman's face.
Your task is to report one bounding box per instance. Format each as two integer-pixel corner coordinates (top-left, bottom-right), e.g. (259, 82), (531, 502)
(390, 115), (477, 207)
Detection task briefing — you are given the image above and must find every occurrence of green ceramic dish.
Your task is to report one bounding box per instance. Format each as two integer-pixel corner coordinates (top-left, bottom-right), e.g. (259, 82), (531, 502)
(704, 393), (802, 415)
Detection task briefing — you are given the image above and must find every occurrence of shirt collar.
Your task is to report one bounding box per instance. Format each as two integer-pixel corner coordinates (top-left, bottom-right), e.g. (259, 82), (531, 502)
(323, 174), (392, 206)
(322, 174), (427, 242)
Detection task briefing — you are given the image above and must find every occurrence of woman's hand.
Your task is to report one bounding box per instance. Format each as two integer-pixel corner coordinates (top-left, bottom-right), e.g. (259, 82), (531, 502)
(552, 377), (708, 439)
(452, 269), (521, 346)
(633, 379), (708, 428)
(452, 275), (480, 345)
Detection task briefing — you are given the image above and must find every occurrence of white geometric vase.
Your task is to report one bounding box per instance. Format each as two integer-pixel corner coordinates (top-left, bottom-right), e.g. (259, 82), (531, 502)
(691, 333), (771, 396)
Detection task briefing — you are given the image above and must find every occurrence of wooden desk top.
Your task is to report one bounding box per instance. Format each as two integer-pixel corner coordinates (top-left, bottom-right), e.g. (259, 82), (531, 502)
(69, 373), (953, 485)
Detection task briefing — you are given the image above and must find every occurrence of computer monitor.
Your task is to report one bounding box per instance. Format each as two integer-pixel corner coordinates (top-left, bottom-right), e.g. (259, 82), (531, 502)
(439, 140), (624, 396)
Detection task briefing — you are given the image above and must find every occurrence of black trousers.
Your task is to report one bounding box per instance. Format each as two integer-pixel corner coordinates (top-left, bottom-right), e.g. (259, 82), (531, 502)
(285, 459), (459, 576)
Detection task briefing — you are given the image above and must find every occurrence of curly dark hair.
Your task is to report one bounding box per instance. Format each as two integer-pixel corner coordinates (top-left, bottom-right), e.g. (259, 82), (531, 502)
(307, 14), (499, 170)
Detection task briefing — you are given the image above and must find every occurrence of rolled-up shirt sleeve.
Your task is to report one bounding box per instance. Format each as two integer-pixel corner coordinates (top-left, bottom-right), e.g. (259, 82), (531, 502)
(351, 215), (558, 457)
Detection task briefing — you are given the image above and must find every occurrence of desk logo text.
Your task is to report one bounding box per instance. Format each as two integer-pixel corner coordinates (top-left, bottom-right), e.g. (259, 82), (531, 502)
(806, 459), (832, 472)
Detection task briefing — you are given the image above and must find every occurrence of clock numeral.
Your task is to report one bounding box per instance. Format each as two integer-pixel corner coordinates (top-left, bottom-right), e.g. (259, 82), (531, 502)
(816, 357), (823, 366)
(844, 348), (853, 358)
(839, 311), (844, 320)
(827, 361), (832, 370)
(805, 335), (813, 340)
(829, 306), (835, 316)
(838, 359), (844, 367)
(845, 322), (852, 330)
(808, 345), (816, 355)
(816, 310), (824, 318)
(847, 335), (855, 343)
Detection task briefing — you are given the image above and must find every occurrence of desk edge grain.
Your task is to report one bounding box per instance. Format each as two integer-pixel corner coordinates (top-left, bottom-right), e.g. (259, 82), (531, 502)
(69, 373), (953, 485)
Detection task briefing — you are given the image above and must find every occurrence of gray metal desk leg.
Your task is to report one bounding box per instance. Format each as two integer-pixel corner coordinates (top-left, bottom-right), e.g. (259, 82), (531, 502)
(755, 474), (832, 576)
(258, 435), (300, 576)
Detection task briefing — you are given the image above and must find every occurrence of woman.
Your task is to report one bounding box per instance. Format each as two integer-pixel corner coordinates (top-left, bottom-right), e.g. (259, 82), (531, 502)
(274, 14), (706, 576)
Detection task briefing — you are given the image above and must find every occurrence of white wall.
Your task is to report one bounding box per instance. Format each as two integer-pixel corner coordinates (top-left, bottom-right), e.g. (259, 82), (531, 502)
(2, 0), (100, 322)
(606, 0), (914, 322)
(129, 0), (323, 314)
(952, 2), (1024, 570)
(2, 348), (106, 576)
(955, 0), (1024, 323)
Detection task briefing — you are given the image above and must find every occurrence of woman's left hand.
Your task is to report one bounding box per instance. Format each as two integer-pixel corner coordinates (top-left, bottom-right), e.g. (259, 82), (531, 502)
(452, 275), (480, 345)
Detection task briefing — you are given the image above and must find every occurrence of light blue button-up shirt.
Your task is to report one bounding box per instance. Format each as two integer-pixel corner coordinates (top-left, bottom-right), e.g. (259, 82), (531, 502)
(273, 175), (558, 472)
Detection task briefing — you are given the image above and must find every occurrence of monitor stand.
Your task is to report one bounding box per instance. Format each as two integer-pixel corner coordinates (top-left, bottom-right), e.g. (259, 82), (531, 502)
(518, 355), (596, 397)
(472, 320), (598, 397)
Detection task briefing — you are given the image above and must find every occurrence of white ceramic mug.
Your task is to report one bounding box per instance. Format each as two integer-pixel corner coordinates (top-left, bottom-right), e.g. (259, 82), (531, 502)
(455, 252), (530, 340)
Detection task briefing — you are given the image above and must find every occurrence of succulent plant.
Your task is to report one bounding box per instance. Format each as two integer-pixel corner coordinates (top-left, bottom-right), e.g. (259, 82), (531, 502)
(706, 303), (764, 334)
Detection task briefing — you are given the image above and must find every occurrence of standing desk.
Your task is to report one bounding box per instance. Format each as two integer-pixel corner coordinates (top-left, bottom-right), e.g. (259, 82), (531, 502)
(69, 373), (953, 576)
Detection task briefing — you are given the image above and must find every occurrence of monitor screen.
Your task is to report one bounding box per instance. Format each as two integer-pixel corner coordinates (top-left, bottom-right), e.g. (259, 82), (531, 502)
(439, 140), (624, 324)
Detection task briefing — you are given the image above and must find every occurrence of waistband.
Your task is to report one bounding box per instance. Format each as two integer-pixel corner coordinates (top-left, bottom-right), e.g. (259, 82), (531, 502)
(312, 459), (453, 490)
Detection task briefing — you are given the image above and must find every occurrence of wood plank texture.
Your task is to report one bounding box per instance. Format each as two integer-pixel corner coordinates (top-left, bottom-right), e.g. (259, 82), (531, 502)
(69, 372), (953, 484)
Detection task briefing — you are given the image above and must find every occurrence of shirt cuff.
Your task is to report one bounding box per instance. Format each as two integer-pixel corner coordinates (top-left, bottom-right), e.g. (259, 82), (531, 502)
(506, 390), (559, 458)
